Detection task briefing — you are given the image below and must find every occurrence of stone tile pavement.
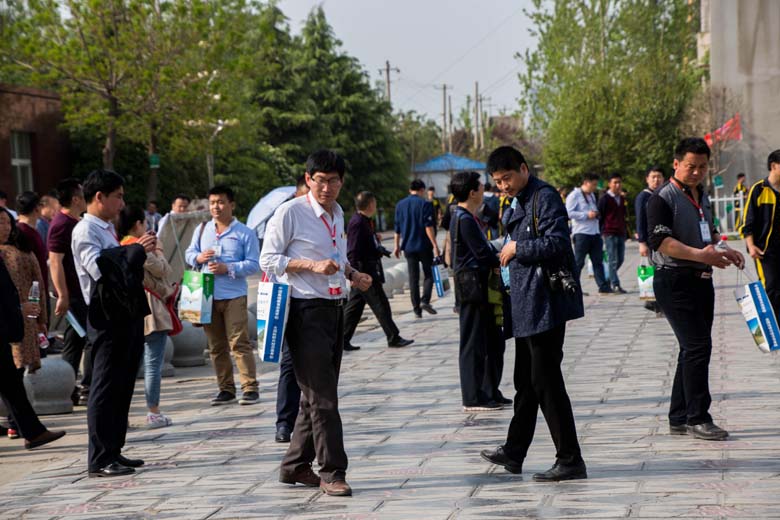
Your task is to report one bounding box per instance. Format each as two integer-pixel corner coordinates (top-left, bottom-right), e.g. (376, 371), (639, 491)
(2, 240), (780, 519)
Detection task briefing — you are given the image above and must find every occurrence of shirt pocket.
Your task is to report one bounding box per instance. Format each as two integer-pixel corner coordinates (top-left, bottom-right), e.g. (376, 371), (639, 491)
(219, 237), (243, 262)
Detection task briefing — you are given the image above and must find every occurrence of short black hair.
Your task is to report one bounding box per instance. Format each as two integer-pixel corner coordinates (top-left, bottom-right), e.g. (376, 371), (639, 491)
(646, 165), (665, 177)
(582, 172), (599, 183)
(173, 193), (191, 204)
(608, 173), (622, 181)
(0, 207), (31, 252)
(117, 206), (146, 238)
(674, 137), (710, 160)
(486, 146), (528, 174)
(0, 190), (7, 201)
(767, 150), (780, 171)
(305, 149), (346, 178)
(208, 185), (234, 202)
(16, 191), (40, 215)
(56, 178), (83, 207)
(410, 179), (426, 191)
(295, 174), (307, 191)
(427, 186), (435, 192)
(147, 200), (158, 207)
(355, 191), (376, 211)
(450, 171), (482, 203)
(736, 172), (746, 179)
(83, 169), (125, 203)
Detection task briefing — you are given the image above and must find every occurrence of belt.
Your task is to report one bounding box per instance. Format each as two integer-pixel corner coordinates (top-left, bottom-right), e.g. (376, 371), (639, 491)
(656, 266), (713, 279)
(291, 297), (346, 307)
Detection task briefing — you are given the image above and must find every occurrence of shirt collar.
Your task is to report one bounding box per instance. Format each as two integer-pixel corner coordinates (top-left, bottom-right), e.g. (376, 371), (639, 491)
(83, 213), (111, 229)
(307, 192), (341, 220)
(212, 217), (237, 234)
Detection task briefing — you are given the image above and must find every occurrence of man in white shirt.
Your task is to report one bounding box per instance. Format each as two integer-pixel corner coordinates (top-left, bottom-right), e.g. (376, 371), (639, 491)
(261, 150), (371, 497)
(565, 173), (611, 294)
(72, 169), (155, 478)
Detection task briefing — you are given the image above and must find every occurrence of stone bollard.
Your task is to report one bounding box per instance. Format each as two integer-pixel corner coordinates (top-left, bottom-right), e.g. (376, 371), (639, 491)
(19, 358), (76, 415)
(171, 322), (207, 367)
(383, 271), (395, 298)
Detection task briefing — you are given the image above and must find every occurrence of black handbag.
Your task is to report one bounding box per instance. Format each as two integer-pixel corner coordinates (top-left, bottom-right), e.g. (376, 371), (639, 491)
(452, 209), (485, 305)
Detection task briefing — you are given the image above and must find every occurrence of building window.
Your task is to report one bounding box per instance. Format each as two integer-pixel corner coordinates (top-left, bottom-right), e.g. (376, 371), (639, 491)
(11, 131), (33, 193)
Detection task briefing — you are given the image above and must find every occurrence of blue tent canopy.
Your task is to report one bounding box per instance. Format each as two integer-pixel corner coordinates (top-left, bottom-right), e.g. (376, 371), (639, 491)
(413, 153), (486, 173)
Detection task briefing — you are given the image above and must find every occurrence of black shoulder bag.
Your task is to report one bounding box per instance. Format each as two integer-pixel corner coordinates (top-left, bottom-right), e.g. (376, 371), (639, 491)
(453, 208), (485, 304)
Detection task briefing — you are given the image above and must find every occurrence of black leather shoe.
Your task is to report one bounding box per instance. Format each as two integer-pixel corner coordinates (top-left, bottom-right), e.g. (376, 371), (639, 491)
(388, 337), (414, 348)
(480, 447), (523, 474)
(117, 454), (144, 467)
(420, 303), (437, 315)
(495, 394), (513, 405)
(343, 343), (361, 351)
(88, 462), (135, 478)
(275, 426), (291, 443)
(669, 424), (688, 435)
(688, 422), (729, 441)
(24, 429), (66, 450)
(533, 462), (587, 482)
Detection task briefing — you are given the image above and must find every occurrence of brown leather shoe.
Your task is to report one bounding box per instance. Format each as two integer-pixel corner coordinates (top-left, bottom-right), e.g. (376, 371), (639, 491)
(25, 430), (66, 450)
(279, 467), (320, 487)
(320, 479), (352, 496)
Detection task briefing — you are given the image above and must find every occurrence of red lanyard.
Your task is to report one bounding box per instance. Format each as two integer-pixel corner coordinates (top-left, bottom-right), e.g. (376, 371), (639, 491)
(308, 195), (338, 249)
(671, 178), (706, 221)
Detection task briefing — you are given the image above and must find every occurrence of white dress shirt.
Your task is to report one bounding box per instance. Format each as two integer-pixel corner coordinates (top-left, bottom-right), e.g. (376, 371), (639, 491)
(71, 213), (120, 304)
(260, 192), (349, 299)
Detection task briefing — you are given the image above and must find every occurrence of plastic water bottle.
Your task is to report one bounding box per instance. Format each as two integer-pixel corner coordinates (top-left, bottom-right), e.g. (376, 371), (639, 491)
(37, 332), (49, 350)
(717, 235), (729, 250)
(27, 281), (40, 319)
(328, 255), (342, 296)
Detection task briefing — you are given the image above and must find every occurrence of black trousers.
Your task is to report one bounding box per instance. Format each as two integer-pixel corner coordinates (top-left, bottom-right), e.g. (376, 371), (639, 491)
(86, 316), (145, 471)
(281, 298), (348, 483)
(572, 233), (610, 292)
(0, 343), (45, 440)
(654, 268), (714, 426)
(756, 252), (780, 320)
(343, 279), (400, 345)
(504, 324), (583, 466)
(275, 339), (301, 430)
(60, 297), (92, 390)
(457, 297), (504, 406)
(405, 249), (434, 312)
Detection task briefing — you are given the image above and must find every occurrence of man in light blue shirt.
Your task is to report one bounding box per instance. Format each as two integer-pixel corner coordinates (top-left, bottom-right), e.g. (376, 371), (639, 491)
(186, 185), (260, 406)
(565, 173), (610, 294)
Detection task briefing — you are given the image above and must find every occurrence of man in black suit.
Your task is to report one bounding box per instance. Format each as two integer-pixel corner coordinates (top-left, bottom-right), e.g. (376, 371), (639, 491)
(343, 191), (413, 351)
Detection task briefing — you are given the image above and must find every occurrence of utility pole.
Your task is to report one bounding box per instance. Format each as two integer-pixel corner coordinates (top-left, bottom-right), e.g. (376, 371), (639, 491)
(473, 82), (480, 151)
(379, 60), (400, 104)
(479, 95), (492, 151)
(448, 95), (453, 153)
(435, 84), (452, 153)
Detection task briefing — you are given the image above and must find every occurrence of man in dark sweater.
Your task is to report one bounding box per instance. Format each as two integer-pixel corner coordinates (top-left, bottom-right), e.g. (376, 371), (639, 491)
(635, 167), (665, 312)
(598, 173), (628, 293)
(343, 192), (413, 351)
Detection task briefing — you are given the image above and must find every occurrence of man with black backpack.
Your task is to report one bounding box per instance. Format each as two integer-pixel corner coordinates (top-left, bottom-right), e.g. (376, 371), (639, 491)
(479, 146), (587, 482)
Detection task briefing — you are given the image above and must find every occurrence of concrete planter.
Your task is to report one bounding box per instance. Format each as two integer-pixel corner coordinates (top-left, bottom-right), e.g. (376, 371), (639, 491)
(0, 358), (77, 416)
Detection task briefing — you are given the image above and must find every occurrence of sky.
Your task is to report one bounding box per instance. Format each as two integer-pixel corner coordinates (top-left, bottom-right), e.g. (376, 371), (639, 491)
(278, 0), (538, 122)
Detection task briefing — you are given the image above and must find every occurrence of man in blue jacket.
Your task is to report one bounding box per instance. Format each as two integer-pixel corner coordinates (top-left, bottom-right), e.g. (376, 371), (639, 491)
(479, 146), (587, 482)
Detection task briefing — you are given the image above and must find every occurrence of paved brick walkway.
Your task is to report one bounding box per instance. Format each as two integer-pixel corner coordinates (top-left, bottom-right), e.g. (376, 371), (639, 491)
(2, 241), (780, 519)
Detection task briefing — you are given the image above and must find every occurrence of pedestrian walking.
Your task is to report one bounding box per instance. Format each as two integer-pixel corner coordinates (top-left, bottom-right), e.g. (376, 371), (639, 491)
(740, 149), (780, 319)
(566, 173), (611, 295)
(185, 185), (260, 407)
(72, 169), (156, 477)
(733, 172), (748, 229)
(635, 166), (665, 312)
(48, 178), (90, 406)
(598, 173), (628, 293)
(15, 191), (49, 304)
(647, 137), (745, 441)
(394, 180), (440, 318)
(119, 206), (176, 429)
(261, 150), (373, 497)
(449, 171), (508, 412)
(480, 146), (587, 482)
(343, 191), (413, 351)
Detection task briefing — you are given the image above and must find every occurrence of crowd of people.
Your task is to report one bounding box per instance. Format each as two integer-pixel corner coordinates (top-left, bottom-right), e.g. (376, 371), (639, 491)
(1, 139), (778, 496)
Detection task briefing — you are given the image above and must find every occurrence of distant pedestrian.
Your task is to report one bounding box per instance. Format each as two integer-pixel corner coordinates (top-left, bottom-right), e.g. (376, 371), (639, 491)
(261, 149), (373, 497)
(156, 194), (191, 234)
(427, 186), (443, 231)
(15, 191), (49, 302)
(635, 166), (665, 312)
(741, 149), (780, 319)
(343, 191), (413, 351)
(598, 173), (628, 293)
(449, 171), (508, 412)
(0, 190), (18, 219)
(36, 194), (59, 243)
(647, 137), (744, 441)
(185, 185), (260, 407)
(481, 146), (587, 482)
(733, 172), (748, 228)
(394, 180), (440, 318)
(566, 173), (610, 295)
(145, 201), (162, 232)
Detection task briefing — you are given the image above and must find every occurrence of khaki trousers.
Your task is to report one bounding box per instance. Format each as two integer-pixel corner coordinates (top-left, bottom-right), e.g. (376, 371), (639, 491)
(203, 296), (258, 394)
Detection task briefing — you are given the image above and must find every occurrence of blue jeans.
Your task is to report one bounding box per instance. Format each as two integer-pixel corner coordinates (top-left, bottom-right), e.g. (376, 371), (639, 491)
(572, 234), (610, 292)
(144, 331), (168, 409)
(603, 235), (625, 288)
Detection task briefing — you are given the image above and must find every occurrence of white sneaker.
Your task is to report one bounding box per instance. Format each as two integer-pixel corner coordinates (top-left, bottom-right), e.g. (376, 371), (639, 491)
(146, 413), (173, 429)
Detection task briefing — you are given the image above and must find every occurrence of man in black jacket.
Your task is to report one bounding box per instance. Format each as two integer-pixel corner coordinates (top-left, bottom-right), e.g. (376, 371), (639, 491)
(343, 191), (413, 350)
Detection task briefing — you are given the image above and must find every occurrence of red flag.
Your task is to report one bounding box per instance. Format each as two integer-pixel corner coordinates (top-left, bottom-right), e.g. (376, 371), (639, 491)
(704, 113), (742, 147)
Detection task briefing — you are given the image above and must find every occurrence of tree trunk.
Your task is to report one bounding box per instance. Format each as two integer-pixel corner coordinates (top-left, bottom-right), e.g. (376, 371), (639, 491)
(102, 96), (119, 170)
(146, 121), (159, 203)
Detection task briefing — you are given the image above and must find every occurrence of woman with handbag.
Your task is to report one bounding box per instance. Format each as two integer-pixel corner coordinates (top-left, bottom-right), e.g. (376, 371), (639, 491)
(449, 171), (509, 412)
(119, 206), (177, 428)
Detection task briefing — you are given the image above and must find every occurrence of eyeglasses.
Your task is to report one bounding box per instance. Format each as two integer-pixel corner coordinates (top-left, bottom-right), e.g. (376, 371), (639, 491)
(310, 176), (342, 187)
